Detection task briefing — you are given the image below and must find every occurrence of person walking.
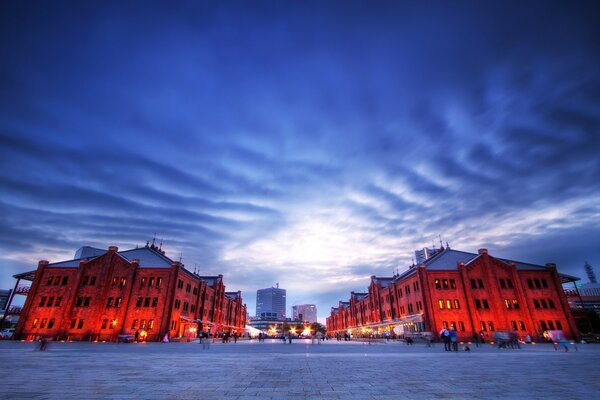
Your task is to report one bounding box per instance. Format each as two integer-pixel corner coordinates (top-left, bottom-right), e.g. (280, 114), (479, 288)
(472, 331), (480, 347)
(449, 327), (458, 352)
(134, 330), (140, 343)
(440, 328), (451, 351)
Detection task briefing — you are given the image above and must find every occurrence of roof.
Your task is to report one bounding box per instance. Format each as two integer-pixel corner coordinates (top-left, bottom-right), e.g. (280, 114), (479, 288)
(118, 247), (174, 268)
(13, 270), (37, 281)
(198, 276), (221, 287)
(74, 246), (106, 259)
(225, 292), (241, 300)
(372, 277), (394, 288)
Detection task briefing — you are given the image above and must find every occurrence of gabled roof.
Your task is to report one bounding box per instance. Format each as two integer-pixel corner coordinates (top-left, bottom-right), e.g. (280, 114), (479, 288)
(74, 246), (106, 259)
(118, 247), (174, 268)
(372, 277), (394, 287)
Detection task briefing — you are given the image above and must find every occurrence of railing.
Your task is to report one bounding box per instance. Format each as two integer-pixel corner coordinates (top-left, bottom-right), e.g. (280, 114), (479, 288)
(6, 306), (22, 315)
(14, 285), (31, 295)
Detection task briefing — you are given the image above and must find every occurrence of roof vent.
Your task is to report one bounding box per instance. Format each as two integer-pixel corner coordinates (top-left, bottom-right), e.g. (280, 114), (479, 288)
(478, 248), (488, 255)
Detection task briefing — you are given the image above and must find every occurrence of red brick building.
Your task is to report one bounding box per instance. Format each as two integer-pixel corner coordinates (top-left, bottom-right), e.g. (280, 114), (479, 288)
(327, 247), (579, 341)
(10, 243), (247, 341)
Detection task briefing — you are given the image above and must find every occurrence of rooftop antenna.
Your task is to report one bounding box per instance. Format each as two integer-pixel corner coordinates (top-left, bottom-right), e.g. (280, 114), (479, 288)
(152, 233), (156, 246)
(439, 235), (443, 249)
(159, 238), (163, 251)
(276, 282), (279, 288)
(446, 241), (450, 249)
(179, 252), (183, 263)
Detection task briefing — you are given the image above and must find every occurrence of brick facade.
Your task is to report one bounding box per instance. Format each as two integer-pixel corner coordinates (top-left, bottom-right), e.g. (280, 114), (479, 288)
(12, 244), (246, 342)
(327, 247), (579, 341)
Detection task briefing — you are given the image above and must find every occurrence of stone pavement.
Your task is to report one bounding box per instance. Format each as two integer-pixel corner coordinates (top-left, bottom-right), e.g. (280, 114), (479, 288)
(0, 339), (598, 399)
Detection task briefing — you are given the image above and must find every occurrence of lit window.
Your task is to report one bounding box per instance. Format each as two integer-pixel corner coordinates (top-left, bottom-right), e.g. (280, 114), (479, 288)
(120, 277), (127, 287)
(487, 321), (495, 331)
(32, 318), (39, 328)
(40, 318), (47, 329)
(518, 321), (526, 331)
(141, 277), (148, 287)
(148, 320), (154, 330)
(504, 299), (512, 309)
(131, 319), (138, 329)
(453, 299), (460, 309)
(512, 299), (520, 309)
(442, 279), (449, 289)
(140, 319), (147, 329)
(156, 277), (162, 287)
(445, 300), (452, 309)
(434, 279), (441, 289)
(149, 277), (155, 287)
(458, 321), (465, 331)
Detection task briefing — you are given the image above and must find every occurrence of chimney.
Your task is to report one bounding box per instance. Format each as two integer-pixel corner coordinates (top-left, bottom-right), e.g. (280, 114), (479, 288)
(172, 261), (182, 268)
(108, 246), (118, 253)
(546, 263), (557, 270)
(478, 248), (488, 255)
(131, 259), (140, 266)
(38, 260), (49, 267)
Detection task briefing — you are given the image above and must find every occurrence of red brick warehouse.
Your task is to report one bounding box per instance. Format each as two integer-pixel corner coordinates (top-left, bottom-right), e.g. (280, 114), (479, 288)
(327, 247), (579, 341)
(9, 243), (247, 342)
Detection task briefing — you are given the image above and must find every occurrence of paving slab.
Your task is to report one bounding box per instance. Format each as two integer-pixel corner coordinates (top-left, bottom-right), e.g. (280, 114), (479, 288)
(0, 339), (598, 399)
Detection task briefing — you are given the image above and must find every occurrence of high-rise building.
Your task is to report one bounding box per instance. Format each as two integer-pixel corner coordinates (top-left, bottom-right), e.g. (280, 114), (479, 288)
(292, 304), (317, 323)
(256, 285), (286, 320)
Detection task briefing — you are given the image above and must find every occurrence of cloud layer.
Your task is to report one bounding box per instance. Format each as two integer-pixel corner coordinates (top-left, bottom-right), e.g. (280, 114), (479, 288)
(1, 1), (599, 320)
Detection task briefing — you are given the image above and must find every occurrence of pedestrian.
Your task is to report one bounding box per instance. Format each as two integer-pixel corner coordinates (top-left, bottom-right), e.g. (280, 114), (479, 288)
(38, 336), (49, 351)
(479, 330), (485, 344)
(472, 331), (480, 347)
(134, 329), (140, 343)
(233, 332), (238, 343)
(450, 327), (458, 351)
(162, 332), (169, 343)
(440, 328), (451, 351)
(202, 331), (211, 350)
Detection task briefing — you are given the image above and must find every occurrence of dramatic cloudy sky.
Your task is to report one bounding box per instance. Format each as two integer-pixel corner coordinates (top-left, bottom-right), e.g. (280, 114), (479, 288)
(1, 1), (599, 321)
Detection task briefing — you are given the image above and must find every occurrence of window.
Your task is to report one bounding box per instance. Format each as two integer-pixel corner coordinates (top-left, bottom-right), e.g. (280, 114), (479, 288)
(115, 297), (122, 308)
(170, 320), (177, 330)
(533, 299), (540, 309)
(408, 303), (413, 313)
(84, 297), (91, 307)
(149, 277), (155, 287)
(53, 277), (60, 285)
(156, 277), (162, 287)
(442, 279), (449, 289)
(140, 320), (147, 329)
(77, 319), (84, 329)
(131, 319), (138, 329)
(540, 320), (548, 331)
(475, 299), (482, 309)
(46, 297), (54, 307)
(39, 296), (47, 307)
(178, 280), (184, 289)
(417, 301), (423, 311)
(152, 297), (158, 307)
(453, 299), (460, 309)
(541, 279), (548, 288)
(504, 299), (512, 309)
(512, 299), (520, 309)
(450, 279), (456, 289)
(191, 304), (196, 313)
(112, 276), (118, 286)
(148, 320), (154, 330)
(183, 301), (189, 312)
(480, 321), (487, 331)
(445, 300), (452, 309)
(458, 321), (465, 332)
(442, 321), (449, 329)
(32, 318), (39, 328)
(107, 297), (114, 307)
(527, 278), (534, 289)
(76, 297), (83, 307)
(400, 306), (405, 314)
(119, 277), (127, 287)
(101, 319), (108, 329)
(548, 299), (555, 309)
(487, 321), (495, 331)
(398, 288), (403, 298)
(110, 319), (116, 329)
(478, 279), (484, 289)
(193, 287), (198, 295)
(540, 299), (548, 309)
(144, 297), (150, 307)
(174, 299), (181, 309)
(434, 279), (441, 289)
(510, 321), (517, 330)
(470, 279), (477, 289)
(500, 279), (506, 289)
(405, 285), (411, 294)
(450, 321), (456, 329)
(507, 278), (514, 288)
(555, 320), (562, 330)
(482, 299), (489, 309)
(62, 276), (68, 285)
(186, 283), (191, 293)
(141, 277), (148, 287)
(136, 297), (143, 307)
(55, 297), (62, 307)
(90, 276), (96, 286)
(47, 276), (53, 285)
(40, 318), (47, 329)
(69, 319), (77, 329)
(534, 278), (541, 289)
(413, 281), (419, 291)
(82, 276), (89, 286)
(548, 320), (555, 330)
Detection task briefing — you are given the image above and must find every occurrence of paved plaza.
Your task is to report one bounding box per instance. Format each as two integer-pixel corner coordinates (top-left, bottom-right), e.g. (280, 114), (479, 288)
(0, 339), (598, 399)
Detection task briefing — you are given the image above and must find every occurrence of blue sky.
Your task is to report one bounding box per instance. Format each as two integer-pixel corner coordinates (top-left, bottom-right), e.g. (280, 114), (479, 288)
(1, 1), (599, 322)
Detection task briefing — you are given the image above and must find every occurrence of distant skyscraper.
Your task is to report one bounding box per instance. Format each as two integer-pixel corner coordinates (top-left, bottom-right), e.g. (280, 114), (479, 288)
(256, 284), (286, 320)
(292, 304), (317, 323)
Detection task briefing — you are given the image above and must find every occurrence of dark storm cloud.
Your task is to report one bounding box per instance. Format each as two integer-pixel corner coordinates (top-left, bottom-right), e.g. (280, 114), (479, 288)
(1, 1), (600, 319)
